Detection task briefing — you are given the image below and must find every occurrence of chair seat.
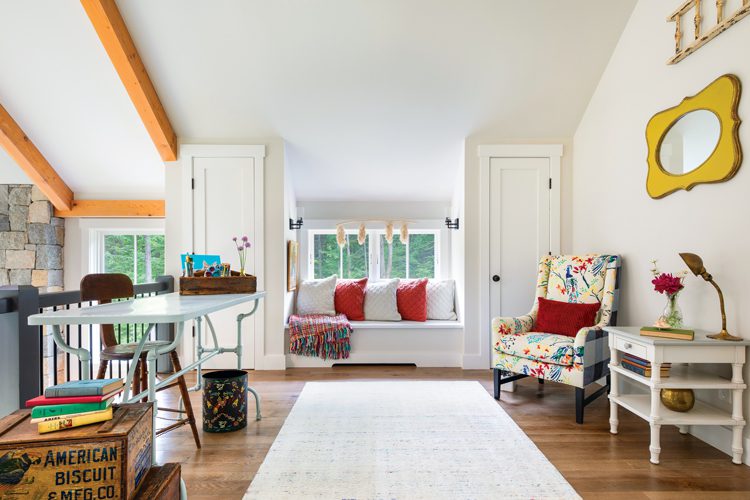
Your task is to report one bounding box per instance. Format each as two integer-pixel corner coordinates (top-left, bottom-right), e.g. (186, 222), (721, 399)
(495, 332), (575, 366)
(100, 341), (173, 360)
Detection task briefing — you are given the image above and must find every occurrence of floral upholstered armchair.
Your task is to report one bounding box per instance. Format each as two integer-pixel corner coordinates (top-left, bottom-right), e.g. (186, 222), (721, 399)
(492, 254), (621, 423)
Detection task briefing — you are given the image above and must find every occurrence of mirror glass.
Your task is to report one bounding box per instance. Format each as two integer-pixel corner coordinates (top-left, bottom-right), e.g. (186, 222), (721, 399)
(659, 110), (721, 174)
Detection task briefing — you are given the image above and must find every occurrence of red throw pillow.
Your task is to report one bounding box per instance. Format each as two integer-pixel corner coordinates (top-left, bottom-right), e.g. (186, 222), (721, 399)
(397, 279), (428, 321)
(535, 297), (600, 337)
(334, 278), (368, 320)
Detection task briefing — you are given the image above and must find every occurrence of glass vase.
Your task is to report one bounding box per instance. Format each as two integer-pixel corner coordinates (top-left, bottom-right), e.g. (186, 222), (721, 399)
(657, 293), (684, 329)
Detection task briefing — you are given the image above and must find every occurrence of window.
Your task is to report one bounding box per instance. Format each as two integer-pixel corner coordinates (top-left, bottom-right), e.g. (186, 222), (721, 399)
(309, 229), (439, 280)
(94, 231), (165, 284)
(378, 232), (436, 279)
(312, 231), (369, 279)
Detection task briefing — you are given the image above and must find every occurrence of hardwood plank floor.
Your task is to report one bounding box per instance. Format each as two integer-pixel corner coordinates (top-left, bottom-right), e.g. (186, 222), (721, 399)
(154, 367), (750, 499)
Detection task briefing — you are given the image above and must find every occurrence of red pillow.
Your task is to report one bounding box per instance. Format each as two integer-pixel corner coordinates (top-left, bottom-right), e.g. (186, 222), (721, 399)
(535, 297), (600, 337)
(396, 279), (428, 321)
(334, 278), (368, 320)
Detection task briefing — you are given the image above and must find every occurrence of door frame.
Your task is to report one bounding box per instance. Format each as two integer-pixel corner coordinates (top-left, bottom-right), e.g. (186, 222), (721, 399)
(180, 144), (266, 367)
(476, 144), (562, 368)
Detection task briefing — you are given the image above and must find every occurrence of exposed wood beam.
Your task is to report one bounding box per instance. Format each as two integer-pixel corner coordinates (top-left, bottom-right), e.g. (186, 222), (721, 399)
(54, 200), (165, 218)
(80, 0), (178, 161)
(0, 103), (74, 211)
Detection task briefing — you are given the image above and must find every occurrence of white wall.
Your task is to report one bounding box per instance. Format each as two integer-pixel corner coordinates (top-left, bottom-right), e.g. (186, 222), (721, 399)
(572, 0), (750, 462)
(63, 218), (165, 291)
(0, 149), (31, 184)
(164, 139), (290, 370)
(284, 145), (298, 322)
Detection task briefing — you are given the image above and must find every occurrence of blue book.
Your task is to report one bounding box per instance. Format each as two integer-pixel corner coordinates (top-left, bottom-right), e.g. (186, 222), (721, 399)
(44, 378), (123, 398)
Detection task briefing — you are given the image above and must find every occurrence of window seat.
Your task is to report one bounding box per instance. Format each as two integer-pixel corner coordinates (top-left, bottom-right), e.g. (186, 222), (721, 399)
(284, 319), (464, 368)
(284, 319), (462, 330)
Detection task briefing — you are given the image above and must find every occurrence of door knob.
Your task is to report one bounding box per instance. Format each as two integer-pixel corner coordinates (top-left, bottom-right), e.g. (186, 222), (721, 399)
(492, 275), (500, 282)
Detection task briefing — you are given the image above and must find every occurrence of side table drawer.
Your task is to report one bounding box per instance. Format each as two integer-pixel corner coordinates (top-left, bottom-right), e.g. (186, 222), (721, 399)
(614, 336), (649, 359)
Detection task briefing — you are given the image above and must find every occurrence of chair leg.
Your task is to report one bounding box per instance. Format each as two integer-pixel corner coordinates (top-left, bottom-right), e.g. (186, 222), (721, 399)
(493, 368), (501, 399)
(575, 387), (585, 424)
(96, 360), (108, 380)
(606, 374), (612, 394)
(170, 351), (201, 449)
(132, 361), (141, 399)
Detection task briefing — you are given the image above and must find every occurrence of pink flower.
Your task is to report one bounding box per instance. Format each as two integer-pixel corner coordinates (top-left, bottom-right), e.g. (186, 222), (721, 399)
(244, 241), (251, 248)
(232, 236), (238, 242)
(652, 273), (684, 296)
(241, 235), (249, 242)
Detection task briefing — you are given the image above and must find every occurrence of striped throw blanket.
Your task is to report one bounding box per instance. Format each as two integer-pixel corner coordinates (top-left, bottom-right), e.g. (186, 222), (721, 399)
(288, 314), (352, 360)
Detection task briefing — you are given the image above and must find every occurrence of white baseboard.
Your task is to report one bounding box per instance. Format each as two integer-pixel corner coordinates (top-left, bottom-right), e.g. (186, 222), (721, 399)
(286, 352), (463, 368)
(256, 354), (286, 370)
(689, 425), (750, 466)
(462, 353), (490, 369)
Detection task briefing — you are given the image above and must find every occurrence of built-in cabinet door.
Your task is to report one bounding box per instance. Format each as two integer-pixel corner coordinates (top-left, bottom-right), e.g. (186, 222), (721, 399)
(489, 157), (551, 323)
(192, 156), (257, 369)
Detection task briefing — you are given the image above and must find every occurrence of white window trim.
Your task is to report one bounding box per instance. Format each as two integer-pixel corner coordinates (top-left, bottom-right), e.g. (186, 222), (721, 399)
(307, 228), (441, 281)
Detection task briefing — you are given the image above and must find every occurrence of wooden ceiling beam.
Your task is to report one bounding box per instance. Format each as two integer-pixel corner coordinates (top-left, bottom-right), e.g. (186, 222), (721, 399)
(0, 103), (74, 211)
(54, 199), (165, 218)
(80, 0), (178, 161)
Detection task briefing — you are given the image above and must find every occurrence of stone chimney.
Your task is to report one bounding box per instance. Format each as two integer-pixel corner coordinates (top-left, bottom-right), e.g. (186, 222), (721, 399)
(0, 184), (64, 292)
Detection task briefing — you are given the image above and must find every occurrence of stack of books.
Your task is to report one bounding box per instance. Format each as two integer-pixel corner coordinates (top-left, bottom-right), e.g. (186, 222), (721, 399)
(621, 354), (671, 378)
(25, 378), (124, 434)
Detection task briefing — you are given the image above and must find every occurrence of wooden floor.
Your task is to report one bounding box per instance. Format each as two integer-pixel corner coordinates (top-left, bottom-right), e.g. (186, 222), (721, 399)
(155, 367), (750, 499)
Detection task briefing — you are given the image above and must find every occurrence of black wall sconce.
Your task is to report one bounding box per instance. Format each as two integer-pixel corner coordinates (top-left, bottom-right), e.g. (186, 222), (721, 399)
(445, 217), (459, 230)
(289, 217), (304, 230)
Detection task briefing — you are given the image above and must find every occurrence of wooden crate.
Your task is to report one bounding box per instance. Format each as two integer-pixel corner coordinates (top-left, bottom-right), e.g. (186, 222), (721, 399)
(134, 463), (180, 500)
(0, 403), (153, 500)
(179, 274), (257, 295)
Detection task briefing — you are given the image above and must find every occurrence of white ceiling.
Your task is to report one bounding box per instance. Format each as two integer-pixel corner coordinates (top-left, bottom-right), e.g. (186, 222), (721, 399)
(0, 0), (636, 201)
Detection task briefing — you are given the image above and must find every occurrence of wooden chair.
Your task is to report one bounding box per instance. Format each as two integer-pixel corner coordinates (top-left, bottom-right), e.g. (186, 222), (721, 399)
(80, 273), (201, 448)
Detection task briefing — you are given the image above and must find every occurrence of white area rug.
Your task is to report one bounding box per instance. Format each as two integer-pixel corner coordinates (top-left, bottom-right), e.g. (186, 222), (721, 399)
(245, 381), (579, 500)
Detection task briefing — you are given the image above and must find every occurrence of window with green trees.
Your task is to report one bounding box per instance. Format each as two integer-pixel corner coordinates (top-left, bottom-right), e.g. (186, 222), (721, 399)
(310, 230), (438, 280)
(103, 234), (165, 284)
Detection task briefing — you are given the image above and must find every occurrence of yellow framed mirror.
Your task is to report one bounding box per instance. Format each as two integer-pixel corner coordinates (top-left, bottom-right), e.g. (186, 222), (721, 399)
(646, 74), (742, 199)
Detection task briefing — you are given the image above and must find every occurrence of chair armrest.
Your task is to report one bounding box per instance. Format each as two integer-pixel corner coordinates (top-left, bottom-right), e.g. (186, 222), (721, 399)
(491, 314), (535, 345)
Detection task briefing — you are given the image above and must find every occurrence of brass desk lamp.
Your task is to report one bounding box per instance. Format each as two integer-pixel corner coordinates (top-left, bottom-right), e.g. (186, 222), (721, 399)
(679, 253), (741, 341)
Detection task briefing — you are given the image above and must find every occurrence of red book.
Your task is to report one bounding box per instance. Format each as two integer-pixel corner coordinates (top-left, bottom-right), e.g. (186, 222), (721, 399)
(25, 389), (122, 408)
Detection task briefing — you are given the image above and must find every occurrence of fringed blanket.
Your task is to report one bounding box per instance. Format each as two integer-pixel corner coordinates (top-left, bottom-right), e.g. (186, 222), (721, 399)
(288, 314), (352, 360)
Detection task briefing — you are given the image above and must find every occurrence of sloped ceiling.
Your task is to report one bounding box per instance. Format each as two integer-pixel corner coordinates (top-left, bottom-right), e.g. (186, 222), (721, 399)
(0, 0), (636, 201)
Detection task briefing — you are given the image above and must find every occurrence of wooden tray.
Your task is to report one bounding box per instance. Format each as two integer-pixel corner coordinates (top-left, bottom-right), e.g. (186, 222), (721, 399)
(180, 274), (257, 295)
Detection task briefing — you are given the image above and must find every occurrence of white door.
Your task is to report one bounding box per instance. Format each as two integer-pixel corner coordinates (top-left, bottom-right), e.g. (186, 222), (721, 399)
(489, 157), (551, 323)
(192, 156), (258, 369)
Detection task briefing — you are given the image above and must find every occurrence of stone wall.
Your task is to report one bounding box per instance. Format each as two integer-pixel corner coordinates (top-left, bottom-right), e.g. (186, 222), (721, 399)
(0, 184), (64, 292)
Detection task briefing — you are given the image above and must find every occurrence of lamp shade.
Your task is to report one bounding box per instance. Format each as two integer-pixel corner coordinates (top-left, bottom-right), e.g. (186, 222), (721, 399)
(679, 252), (706, 277)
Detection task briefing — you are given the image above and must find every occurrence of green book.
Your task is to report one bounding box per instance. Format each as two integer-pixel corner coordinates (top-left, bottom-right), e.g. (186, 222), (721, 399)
(30, 400), (112, 419)
(640, 326), (695, 340)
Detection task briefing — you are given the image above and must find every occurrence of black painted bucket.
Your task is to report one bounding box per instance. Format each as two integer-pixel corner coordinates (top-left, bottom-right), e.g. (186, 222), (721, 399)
(202, 369), (248, 433)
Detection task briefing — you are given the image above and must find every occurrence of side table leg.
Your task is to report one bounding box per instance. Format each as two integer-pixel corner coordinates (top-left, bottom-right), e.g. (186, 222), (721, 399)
(731, 425), (743, 465)
(732, 363), (744, 465)
(649, 423), (661, 464)
(678, 425), (689, 435)
(608, 339), (619, 434)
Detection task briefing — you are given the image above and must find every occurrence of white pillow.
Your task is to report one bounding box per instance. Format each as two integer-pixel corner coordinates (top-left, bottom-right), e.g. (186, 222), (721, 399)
(296, 275), (337, 316)
(426, 279), (457, 320)
(364, 279), (401, 321)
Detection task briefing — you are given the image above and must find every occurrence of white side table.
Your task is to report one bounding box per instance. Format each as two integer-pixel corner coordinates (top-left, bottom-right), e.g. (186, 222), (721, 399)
(606, 326), (749, 465)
